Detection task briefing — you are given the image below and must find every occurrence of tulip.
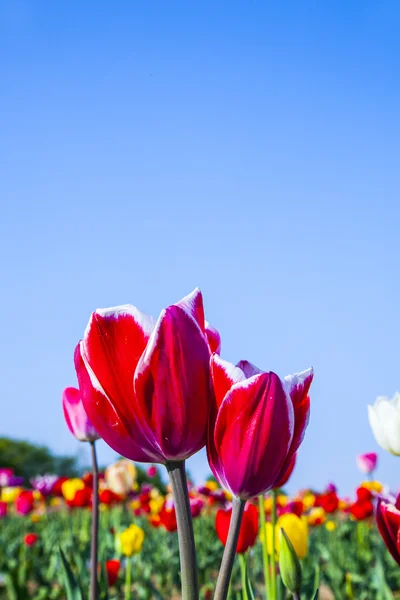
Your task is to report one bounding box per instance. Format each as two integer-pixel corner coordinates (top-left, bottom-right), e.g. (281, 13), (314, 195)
(207, 355), (313, 499)
(24, 533), (38, 546)
(0, 468), (14, 487)
(215, 503), (258, 554)
(356, 452), (378, 474)
(75, 288), (216, 465)
(147, 465), (157, 478)
(376, 496), (400, 565)
(31, 474), (58, 498)
(62, 387), (100, 443)
(105, 460), (136, 496)
(61, 478), (85, 502)
(117, 524), (145, 556)
(15, 491), (35, 515)
(368, 393), (400, 455)
(315, 491), (339, 514)
(279, 528), (302, 597)
(106, 559), (120, 586)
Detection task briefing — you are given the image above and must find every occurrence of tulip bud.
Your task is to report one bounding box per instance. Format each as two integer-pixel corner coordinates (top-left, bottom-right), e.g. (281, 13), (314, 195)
(279, 528), (302, 596)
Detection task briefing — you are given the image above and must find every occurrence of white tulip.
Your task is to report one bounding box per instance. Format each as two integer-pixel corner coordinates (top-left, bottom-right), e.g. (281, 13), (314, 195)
(368, 393), (400, 455)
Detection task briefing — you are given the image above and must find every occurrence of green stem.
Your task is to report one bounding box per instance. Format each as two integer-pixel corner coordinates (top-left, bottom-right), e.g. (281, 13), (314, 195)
(258, 494), (271, 600)
(124, 556), (132, 600)
(167, 461), (199, 600)
(239, 555), (249, 600)
(271, 489), (278, 600)
(90, 441), (99, 600)
(214, 497), (245, 600)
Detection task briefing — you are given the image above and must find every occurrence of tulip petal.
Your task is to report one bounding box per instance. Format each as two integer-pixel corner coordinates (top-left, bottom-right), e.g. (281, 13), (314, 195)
(212, 372), (294, 498)
(62, 387), (99, 442)
(376, 399), (400, 455)
(236, 360), (263, 378)
(211, 354), (246, 409)
(205, 321), (221, 354)
(134, 304), (212, 461)
(175, 288), (205, 332)
(377, 501), (400, 565)
(75, 344), (162, 463)
(368, 403), (390, 452)
(284, 368), (313, 453)
(81, 304), (155, 431)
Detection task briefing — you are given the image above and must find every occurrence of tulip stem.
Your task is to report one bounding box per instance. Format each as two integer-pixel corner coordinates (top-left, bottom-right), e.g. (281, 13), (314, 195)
(90, 441), (99, 600)
(213, 497), (245, 600)
(271, 489), (278, 600)
(167, 461), (199, 600)
(258, 494), (271, 600)
(124, 556), (132, 600)
(239, 554), (249, 600)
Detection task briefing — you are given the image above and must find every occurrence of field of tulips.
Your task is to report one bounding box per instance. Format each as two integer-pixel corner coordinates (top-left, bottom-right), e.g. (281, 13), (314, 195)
(2, 288), (400, 599)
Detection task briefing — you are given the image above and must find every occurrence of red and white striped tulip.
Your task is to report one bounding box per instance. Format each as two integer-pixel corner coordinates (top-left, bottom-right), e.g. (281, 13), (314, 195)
(207, 356), (313, 499)
(75, 289), (217, 465)
(62, 387), (100, 442)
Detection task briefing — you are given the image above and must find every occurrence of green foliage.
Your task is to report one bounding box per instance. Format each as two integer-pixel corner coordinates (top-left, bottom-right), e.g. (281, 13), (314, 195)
(0, 437), (80, 483)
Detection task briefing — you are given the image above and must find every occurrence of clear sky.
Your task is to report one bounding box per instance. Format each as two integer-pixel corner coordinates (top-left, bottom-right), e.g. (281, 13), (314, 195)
(1, 1), (400, 496)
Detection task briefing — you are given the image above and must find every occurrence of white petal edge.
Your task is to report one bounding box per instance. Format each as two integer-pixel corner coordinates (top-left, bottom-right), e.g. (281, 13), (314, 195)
(83, 304), (156, 342)
(368, 403), (390, 452)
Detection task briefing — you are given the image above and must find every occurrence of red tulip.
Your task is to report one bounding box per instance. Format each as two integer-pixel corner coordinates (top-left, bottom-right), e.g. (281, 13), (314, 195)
(350, 500), (374, 520)
(24, 533), (38, 546)
(274, 454), (297, 489)
(147, 466), (157, 478)
(207, 355), (313, 498)
(159, 505), (178, 532)
(0, 502), (7, 519)
(377, 496), (400, 564)
(315, 492), (339, 514)
(356, 486), (372, 503)
(215, 502), (258, 554)
(62, 387), (100, 442)
(75, 289), (216, 464)
(99, 489), (121, 505)
(106, 559), (120, 586)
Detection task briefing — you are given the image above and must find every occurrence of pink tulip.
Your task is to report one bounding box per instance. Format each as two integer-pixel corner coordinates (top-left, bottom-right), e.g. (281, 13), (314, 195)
(75, 289), (217, 464)
(0, 469), (14, 487)
(356, 452), (378, 474)
(62, 387), (100, 442)
(207, 355), (313, 499)
(0, 501), (7, 518)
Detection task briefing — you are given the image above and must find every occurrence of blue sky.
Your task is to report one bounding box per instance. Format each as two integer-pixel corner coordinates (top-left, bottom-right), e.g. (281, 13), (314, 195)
(1, 1), (400, 496)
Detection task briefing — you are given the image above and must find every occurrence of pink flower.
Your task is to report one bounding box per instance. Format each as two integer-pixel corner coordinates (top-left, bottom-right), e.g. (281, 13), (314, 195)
(15, 491), (34, 515)
(356, 452), (378, 475)
(75, 289), (217, 464)
(62, 387), (100, 442)
(0, 469), (14, 487)
(147, 466), (157, 478)
(207, 356), (313, 499)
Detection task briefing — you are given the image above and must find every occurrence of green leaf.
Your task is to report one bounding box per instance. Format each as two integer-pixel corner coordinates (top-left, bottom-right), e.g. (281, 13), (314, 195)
(310, 564), (320, 600)
(58, 547), (85, 600)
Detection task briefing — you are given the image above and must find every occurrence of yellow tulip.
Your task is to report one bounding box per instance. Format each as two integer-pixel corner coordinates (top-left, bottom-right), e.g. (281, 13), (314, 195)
(325, 520), (337, 532)
(361, 480), (383, 493)
(302, 493), (316, 509)
(308, 507), (326, 526)
(1, 487), (22, 503)
(118, 524), (145, 556)
(149, 497), (165, 515)
(260, 513), (308, 559)
(205, 480), (219, 491)
(61, 479), (85, 501)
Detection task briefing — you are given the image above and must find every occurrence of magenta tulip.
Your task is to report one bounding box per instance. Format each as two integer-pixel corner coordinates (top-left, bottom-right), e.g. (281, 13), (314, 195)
(356, 452), (378, 475)
(75, 289), (216, 464)
(62, 387), (100, 442)
(207, 355), (313, 499)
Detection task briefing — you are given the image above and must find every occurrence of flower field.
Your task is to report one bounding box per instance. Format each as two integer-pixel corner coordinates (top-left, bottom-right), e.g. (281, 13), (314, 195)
(0, 463), (399, 599)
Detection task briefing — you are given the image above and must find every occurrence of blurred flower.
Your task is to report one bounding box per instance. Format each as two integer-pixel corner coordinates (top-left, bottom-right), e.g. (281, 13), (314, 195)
(15, 491), (35, 515)
(106, 559), (120, 586)
(0, 501), (7, 518)
(105, 460), (136, 496)
(31, 475), (58, 498)
(51, 477), (69, 497)
(361, 480), (383, 493)
(368, 394), (400, 455)
(24, 533), (38, 546)
(62, 387), (100, 442)
(75, 289), (217, 464)
(215, 502), (258, 554)
(189, 497), (204, 518)
(262, 513), (308, 559)
(302, 493), (316, 509)
(118, 524), (145, 556)
(1, 487), (22, 503)
(325, 520), (337, 532)
(208, 355), (313, 498)
(356, 452), (378, 474)
(99, 489), (121, 505)
(315, 491), (339, 514)
(159, 505), (178, 532)
(61, 479), (85, 502)
(0, 468), (14, 487)
(350, 499), (374, 520)
(147, 466), (157, 478)
(308, 507), (326, 526)
(376, 496), (400, 565)
(68, 487), (92, 508)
